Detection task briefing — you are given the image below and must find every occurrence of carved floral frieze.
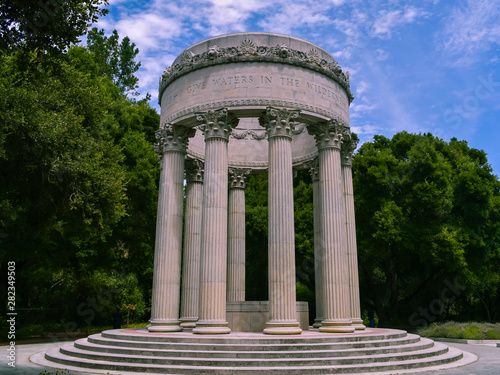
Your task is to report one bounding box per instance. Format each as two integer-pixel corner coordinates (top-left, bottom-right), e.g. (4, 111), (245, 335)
(159, 38), (353, 103)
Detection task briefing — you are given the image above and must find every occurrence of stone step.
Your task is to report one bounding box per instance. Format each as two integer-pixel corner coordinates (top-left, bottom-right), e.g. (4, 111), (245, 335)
(88, 332), (422, 352)
(75, 336), (436, 359)
(101, 329), (408, 345)
(43, 344), (465, 374)
(56, 341), (450, 367)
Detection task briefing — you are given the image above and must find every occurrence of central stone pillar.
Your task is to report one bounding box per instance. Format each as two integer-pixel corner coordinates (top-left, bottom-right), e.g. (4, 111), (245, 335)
(227, 168), (251, 302)
(148, 125), (195, 332)
(260, 107), (302, 335)
(179, 159), (204, 329)
(193, 108), (238, 335)
(307, 158), (324, 328)
(342, 139), (366, 330)
(308, 121), (355, 333)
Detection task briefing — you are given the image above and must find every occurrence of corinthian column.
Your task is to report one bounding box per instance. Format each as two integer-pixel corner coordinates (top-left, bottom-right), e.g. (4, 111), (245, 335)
(307, 158), (323, 328)
(308, 121), (354, 333)
(227, 168), (251, 302)
(260, 107), (302, 335)
(341, 138), (365, 330)
(193, 108), (238, 334)
(179, 159), (204, 329)
(148, 124), (195, 332)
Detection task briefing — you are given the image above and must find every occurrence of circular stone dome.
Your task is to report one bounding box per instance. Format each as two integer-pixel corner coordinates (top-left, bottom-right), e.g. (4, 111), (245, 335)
(159, 32), (353, 170)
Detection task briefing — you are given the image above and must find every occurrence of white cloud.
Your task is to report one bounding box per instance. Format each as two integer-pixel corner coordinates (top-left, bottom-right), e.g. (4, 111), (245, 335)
(355, 81), (369, 96)
(372, 6), (429, 38)
(114, 13), (184, 52)
(436, 0), (500, 66)
(257, 1), (332, 35)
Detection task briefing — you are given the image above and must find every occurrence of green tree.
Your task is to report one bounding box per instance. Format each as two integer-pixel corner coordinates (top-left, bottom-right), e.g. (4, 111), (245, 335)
(87, 27), (141, 95)
(353, 132), (500, 326)
(0, 38), (159, 329)
(0, 0), (109, 53)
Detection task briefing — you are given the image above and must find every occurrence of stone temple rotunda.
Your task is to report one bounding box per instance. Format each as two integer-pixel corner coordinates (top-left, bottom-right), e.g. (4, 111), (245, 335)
(34, 32), (475, 374)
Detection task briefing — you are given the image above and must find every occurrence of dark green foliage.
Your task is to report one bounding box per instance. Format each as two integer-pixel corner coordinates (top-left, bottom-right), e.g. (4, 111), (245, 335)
(245, 174), (269, 301)
(0, 0), (109, 54)
(353, 132), (500, 326)
(0, 27), (159, 330)
(87, 27), (141, 95)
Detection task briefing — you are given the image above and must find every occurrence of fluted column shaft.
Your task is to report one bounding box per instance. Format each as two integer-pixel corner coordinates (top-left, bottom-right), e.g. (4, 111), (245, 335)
(227, 168), (251, 302)
(308, 159), (323, 328)
(194, 109), (238, 334)
(342, 141), (365, 330)
(148, 125), (195, 332)
(309, 121), (354, 333)
(179, 159), (204, 328)
(260, 107), (302, 335)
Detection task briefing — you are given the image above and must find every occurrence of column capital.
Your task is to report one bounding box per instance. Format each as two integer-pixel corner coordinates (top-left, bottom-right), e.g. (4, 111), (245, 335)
(259, 107), (301, 140)
(196, 108), (239, 141)
(185, 158), (204, 183)
(307, 120), (347, 151)
(305, 158), (320, 182)
(228, 168), (252, 189)
(341, 139), (359, 166)
(155, 124), (195, 157)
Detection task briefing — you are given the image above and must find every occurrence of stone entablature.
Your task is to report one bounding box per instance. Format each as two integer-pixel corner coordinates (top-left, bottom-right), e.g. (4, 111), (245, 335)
(159, 33), (353, 105)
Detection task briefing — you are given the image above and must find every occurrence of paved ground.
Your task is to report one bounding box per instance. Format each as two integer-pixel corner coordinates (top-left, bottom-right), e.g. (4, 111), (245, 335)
(0, 339), (498, 375)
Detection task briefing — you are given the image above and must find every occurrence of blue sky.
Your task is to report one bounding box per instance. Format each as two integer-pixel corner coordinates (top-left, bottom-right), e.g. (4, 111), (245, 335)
(94, 0), (500, 175)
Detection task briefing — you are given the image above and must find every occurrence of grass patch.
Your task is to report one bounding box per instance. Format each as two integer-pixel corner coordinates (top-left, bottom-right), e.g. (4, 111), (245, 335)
(417, 321), (500, 340)
(8, 322), (150, 342)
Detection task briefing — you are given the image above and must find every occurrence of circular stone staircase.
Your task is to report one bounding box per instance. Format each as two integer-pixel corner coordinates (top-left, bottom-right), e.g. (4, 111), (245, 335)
(32, 328), (476, 374)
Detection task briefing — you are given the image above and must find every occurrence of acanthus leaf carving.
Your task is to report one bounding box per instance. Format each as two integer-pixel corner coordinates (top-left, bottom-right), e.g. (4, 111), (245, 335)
(259, 106), (301, 139)
(185, 158), (204, 182)
(307, 120), (344, 151)
(154, 124), (196, 160)
(341, 139), (358, 166)
(196, 108), (239, 141)
(228, 168), (252, 189)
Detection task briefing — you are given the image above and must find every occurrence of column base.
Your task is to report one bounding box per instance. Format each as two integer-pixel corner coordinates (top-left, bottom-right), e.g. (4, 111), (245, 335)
(319, 319), (355, 333)
(180, 317), (198, 329)
(193, 320), (231, 334)
(264, 321), (302, 335)
(147, 319), (183, 332)
(351, 318), (366, 330)
(312, 317), (323, 328)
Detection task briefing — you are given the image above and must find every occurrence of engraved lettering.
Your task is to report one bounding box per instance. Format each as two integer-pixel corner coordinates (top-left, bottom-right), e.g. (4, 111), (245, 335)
(261, 75), (272, 84)
(280, 77), (301, 87)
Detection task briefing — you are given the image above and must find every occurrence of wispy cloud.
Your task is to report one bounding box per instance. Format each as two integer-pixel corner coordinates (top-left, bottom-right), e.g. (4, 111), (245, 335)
(436, 0), (500, 66)
(372, 6), (429, 38)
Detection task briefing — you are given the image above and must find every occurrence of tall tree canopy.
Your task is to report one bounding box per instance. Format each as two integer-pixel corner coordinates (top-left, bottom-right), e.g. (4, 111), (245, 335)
(87, 27), (141, 95)
(353, 132), (500, 326)
(0, 0), (160, 330)
(0, 0), (109, 53)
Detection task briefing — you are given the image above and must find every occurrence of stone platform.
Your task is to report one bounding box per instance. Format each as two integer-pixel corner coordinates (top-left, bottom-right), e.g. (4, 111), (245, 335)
(31, 327), (477, 374)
